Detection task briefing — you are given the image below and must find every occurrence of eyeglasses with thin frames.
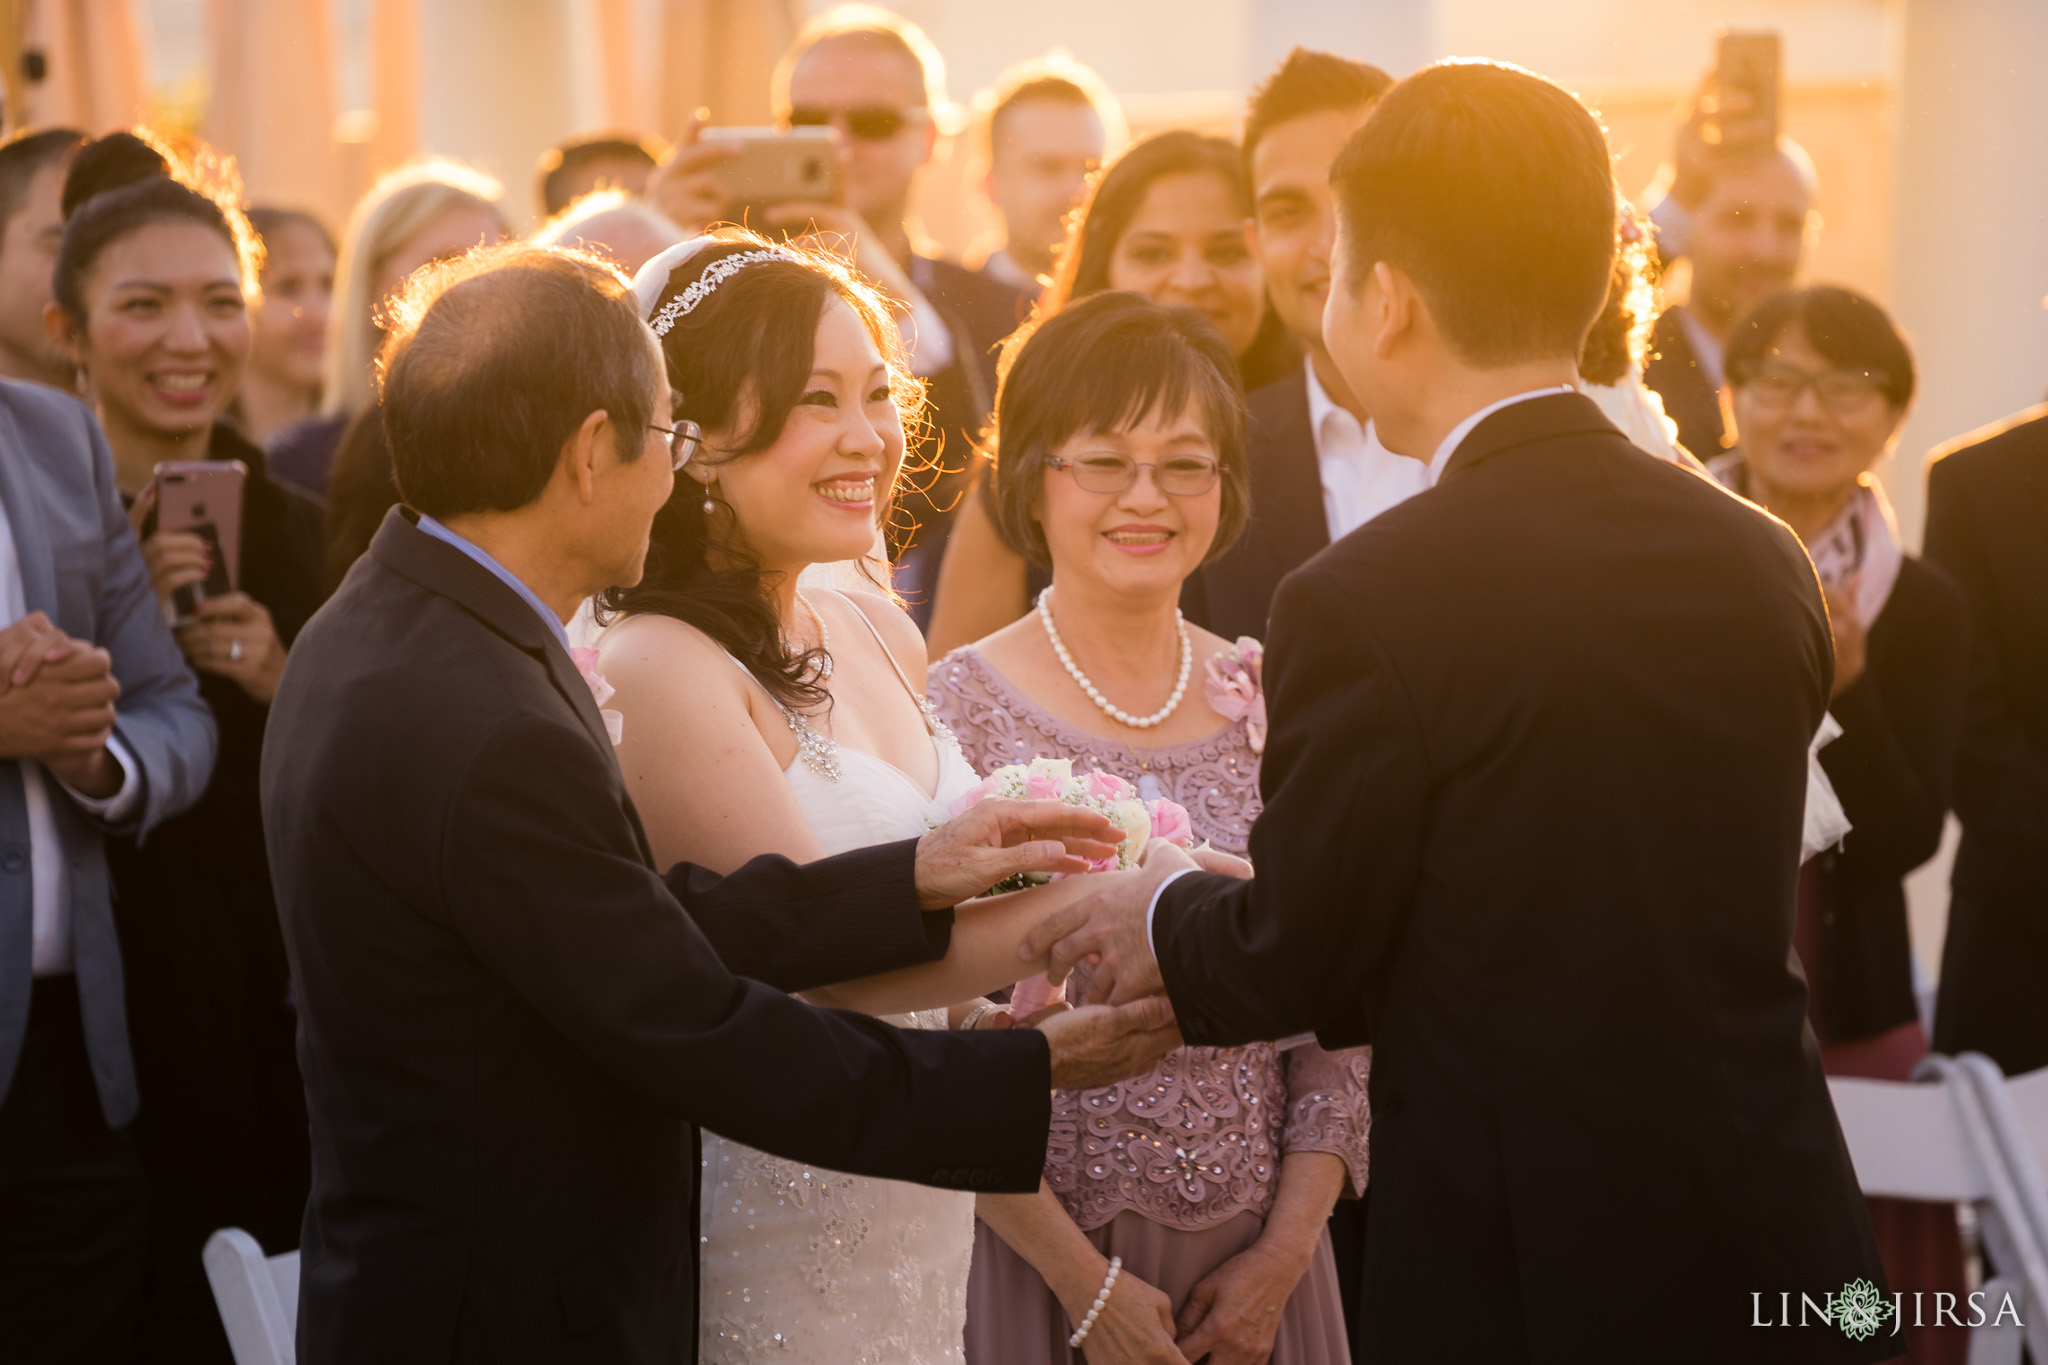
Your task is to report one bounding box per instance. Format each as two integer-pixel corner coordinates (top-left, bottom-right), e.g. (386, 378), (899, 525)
(1738, 362), (1892, 415)
(650, 419), (704, 472)
(1044, 452), (1222, 498)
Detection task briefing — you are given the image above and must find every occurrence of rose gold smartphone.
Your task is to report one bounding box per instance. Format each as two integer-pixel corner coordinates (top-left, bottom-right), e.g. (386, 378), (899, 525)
(700, 127), (840, 220)
(153, 460), (245, 622)
(1716, 29), (1782, 150)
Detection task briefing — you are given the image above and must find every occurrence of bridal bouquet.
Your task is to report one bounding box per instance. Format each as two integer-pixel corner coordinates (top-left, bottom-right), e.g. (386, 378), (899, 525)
(949, 756), (1192, 891)
(950, 756), (1194, 1019)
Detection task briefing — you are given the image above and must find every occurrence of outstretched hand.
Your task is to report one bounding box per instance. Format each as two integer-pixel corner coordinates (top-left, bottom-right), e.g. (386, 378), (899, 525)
(1022, 844), (1197, 1005)
(1037, 994), (1181, 1090)
(913, 798), (1124, 910)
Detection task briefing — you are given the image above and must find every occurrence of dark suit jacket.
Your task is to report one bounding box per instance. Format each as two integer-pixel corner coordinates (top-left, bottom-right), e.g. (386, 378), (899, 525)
(1925, 404), (2048, 1074)
(1152, 393), (1887, 1362)
(262, 509), (1052, 1364)
(1183, 365), (1328, 642)
(1643, 305), (1728, 460)
(1807, 555), (1967, 1043)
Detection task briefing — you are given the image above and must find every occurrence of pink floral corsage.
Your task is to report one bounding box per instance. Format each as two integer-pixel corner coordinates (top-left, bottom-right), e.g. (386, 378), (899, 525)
(1203, 636), (1266, 754)
(570, 647), (625, 747)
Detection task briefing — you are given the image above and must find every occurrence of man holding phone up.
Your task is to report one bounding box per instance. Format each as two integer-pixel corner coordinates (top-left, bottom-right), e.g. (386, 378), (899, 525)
(0, 376), (215, 1359)
(1641, 31), (1819, 462)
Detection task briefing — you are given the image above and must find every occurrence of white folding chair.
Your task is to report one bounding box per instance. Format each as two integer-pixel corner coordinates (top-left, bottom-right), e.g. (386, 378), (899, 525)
(1829, 1057), (2048, 1364)
(202, 1228), (299, 1365)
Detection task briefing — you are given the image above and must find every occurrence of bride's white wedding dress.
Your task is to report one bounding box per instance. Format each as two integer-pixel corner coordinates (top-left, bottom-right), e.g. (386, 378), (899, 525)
(697, 598), (982, 1365)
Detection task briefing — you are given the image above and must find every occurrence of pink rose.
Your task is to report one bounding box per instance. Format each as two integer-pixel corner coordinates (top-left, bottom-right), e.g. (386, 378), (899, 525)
(570, 647), (624, 746)
(1008, 972), (1066, 1019)
(1083, 769), (1135, 802)
(1147, 798), (1194, 849)
(1024, 772), (1063, 801)
(1203, 639), (1267, 755)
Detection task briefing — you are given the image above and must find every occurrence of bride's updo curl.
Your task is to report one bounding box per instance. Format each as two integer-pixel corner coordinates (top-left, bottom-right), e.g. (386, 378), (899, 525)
(598, 228), (925, 712)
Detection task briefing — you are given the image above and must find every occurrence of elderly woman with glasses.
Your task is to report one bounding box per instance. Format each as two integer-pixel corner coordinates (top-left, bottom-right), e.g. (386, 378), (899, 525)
(929, 290), (1368, 1365)
(1715, 284), (1971, 1363)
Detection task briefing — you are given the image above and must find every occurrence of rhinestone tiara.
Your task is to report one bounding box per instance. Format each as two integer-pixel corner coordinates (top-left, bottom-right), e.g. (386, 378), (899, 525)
(648, 248), (799, 337)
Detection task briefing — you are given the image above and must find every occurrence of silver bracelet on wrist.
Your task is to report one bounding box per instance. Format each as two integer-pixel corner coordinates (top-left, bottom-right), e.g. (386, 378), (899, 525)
(959, 1002), (1000, 1031)
(1067, 1254), (1122, 1348)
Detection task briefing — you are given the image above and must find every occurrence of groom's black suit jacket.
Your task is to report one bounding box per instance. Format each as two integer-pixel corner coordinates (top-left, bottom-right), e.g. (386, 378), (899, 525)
(262, 510), (1052, 1365)
(1153, 394), (1890, 1363)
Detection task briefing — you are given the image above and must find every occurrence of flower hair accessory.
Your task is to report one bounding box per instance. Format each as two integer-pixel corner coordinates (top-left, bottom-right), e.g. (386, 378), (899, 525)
(646, 248), (799, 337)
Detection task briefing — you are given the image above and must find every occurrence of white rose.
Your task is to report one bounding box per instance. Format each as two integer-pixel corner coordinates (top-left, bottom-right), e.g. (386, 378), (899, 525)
(1106, 798), (1152, 865)
(1026, 756), (1074, 785)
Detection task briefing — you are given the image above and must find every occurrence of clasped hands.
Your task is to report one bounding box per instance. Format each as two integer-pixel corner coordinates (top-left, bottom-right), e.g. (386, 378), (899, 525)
(913, 804), (1253, 1088)
(0, 610), (123, 797)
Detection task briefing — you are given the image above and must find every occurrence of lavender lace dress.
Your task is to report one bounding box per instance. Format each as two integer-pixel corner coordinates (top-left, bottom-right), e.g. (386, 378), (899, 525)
(928, 647), (1371, 1365)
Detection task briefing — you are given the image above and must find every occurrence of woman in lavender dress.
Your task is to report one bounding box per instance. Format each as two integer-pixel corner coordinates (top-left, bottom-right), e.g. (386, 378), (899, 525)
(931, 292), (1369, 1365)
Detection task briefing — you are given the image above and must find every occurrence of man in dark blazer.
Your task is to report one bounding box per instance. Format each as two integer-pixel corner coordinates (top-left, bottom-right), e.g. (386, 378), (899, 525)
(1642, 305), (1729, 459)
(0, 378), (216, 1361)
(262, 244), (1177, 1364)
(1033, 63), (1889, 1362)
(1926, 402), (2048, 1077)
(1184, 50), (1413, 645)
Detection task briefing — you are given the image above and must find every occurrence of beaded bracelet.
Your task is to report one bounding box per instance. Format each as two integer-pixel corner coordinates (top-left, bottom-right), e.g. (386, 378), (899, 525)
(959, 1002), (1001, 1031)
(1067, 1255), (1123, 1348)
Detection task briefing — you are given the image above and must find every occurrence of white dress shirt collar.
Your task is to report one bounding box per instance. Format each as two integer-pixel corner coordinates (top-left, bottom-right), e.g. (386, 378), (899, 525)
(1303, 361), (1431, 541)
(1425, 386), (1579, 486)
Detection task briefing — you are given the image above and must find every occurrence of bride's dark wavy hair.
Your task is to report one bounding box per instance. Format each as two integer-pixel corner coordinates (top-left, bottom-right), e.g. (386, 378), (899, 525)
(596, 228), (925, 712)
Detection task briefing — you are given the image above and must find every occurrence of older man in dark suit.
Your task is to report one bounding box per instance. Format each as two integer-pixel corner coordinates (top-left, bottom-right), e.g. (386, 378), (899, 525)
(0, 378), (216, 1362)
(262, 242), (1177, 1365)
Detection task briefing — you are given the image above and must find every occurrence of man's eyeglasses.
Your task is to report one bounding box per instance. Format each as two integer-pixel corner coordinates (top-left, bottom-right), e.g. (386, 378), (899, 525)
(650, 419), (704, 471)
(1738, 362), (1892, 415)
(1044, 453), (1222, 498)
(787, 105), (928, 142)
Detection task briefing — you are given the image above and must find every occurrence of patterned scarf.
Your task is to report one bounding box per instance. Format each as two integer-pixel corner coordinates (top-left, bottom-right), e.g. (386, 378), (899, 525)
(1708, 454), (1903, 629)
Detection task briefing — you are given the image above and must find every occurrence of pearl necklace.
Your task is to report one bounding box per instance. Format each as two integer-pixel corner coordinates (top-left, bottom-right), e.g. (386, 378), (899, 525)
(1037, 587), (1191, 730)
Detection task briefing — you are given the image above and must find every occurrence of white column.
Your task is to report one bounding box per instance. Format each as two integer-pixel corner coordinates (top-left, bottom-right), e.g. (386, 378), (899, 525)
(205, 0), (345, 227)
(414, 0), (588, 229)
(1887, 0), (2048, 549)
(1241, 0), (1439, 86)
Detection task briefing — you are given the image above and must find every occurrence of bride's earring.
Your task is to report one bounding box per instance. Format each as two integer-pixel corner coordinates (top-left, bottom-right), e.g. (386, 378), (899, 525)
(700, 471), (717, 516)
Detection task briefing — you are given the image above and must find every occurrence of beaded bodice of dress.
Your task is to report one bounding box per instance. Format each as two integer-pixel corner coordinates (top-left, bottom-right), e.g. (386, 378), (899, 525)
(698, 624), (983, 1365)
(927, 647), (1373, 1233)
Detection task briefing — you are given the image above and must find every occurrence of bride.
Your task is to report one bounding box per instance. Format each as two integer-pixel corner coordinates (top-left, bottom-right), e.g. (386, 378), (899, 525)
(594, 230), (1082, 1364)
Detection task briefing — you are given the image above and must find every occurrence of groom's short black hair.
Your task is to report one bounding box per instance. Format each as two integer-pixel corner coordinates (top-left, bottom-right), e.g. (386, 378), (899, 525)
(1332, 60), (1615, 367)
(378, 241), (660, 518)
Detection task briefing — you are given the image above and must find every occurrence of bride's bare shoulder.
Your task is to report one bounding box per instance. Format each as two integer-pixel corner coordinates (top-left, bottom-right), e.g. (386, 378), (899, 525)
(597, 612), (745, 694)
(829, 588), (929, 675)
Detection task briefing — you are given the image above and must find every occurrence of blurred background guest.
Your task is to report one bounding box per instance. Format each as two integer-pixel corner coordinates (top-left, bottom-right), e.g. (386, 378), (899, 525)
(970, 52), (1124, 315)
(49, 135), (325, 1363)
(532, 131), (663, 219)
(1927, 398), (2048, 1080)
(229, 208), (334, 446)
(529, 187), (686, 275)
(1715, 284), (1968, 1365)
(0, 127), (86, 391)
(773, 4), (1024, 617)
(927, 120), (1298, 654)
(932, 291), (1367, 1365)
(1640, 62), (1818, 460)
(269, 158), (506, 498)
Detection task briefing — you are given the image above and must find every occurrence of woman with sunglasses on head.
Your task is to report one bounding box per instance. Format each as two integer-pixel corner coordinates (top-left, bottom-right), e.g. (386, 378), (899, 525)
(593, 230), (1171, 1365)
(932, 291), (1367, 1365)
(45, 133), (325, 1356)
(927, 129), (1296, 658)
(1716, 285), (1970, 1365)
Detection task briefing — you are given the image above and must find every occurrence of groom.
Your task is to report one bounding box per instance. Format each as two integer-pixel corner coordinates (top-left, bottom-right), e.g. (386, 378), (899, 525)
(262, 244), (1178, 1364)
(1034, 62), (1892, 1362)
